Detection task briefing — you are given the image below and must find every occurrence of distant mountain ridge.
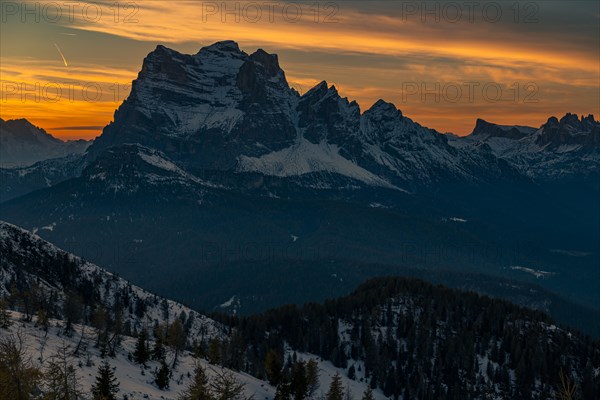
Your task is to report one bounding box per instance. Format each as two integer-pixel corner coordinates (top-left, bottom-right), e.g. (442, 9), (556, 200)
(0, 118), (90, 167)
(453, 113), (600, 181)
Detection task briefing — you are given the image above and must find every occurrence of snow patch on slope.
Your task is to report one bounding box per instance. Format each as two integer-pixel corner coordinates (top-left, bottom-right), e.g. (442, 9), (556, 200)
(139, 151), (186, 174)
(237, 138), (399, 189)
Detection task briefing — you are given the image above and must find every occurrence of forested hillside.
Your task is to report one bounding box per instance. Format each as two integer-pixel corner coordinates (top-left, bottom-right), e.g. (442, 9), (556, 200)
(1, 221), (598, 399)
(213, 277), (600, 400)
(0, 221), (377, 399)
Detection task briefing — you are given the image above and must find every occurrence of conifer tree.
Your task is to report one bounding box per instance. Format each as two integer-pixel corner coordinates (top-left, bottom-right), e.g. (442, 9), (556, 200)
(305, 359), (320, 397)
(290, 361), (308, 400)
(208, 338), (221, 365)
(63, 291), (83, 334)
(155, 360), (170, 390)
(133, 330), (150, 365)
(361, 387), (374, 400)
(168, 319), (187, 367)
(179, 364), (212, 400)
(347, 364), (356, 380)
(326, 373), (344, 400)
(91, 361), (119, 400)
(152, 335), (166, 361)
(0, 300), (11, 329)
(210, 368), (246, 400)
(35, 309), (49, 331)
(274, 377), (292, 400)
(265, 349), (283, 386)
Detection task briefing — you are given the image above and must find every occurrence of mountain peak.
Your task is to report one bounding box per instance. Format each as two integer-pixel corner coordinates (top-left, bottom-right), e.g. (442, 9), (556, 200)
(0, 118), (89, 167)
(148, 44), (185, 60)
(367, 99), (402, 117)
(535, 112), (600, 147)
(543, 113), (599, 131)
(154, 44), (174, 52)
(558, 112), (597, 127)
(198, 40), (243, 56)
(1, 117), (38, 130)
(302, 81), (346, 103)
(248, 48), (283, 78)
(559, 112), (580, 126)
(583, 114), (596, 123)
(250, 48), (275, 60)
(470, 118), (535, 140)
(471, 118), (495, 134)
(309, 80), (329, 93)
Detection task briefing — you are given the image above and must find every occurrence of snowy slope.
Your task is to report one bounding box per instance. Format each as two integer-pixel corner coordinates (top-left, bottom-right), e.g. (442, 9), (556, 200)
(0, 312), (272, 400)
(0, 220), (220, 340)
(237, 138), (397, 189)
(0, 220), (385, 399)
(0, 311), (386, 400)
(289, 349), (388, 400)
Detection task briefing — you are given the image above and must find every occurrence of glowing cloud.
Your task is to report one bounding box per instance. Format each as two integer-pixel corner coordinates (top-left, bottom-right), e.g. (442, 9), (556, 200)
(1, 0), (598, 138)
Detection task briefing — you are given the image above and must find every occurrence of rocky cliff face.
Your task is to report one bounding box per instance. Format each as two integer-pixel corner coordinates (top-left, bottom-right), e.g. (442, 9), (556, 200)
(88, 41), (298, 171)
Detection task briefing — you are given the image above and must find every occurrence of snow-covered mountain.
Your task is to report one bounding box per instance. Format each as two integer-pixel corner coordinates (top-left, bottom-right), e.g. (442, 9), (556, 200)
(0, 313), (274, 400)
(356, 99), (520, 186)
(0, 118), (89, 167)
(7, 41), (592, 197)
(88, 41), (297, 171)
(86, 41), (521, 190)
(215, 276), (600, 399)
(451, 114), (600, 181)
(3, 42), (595, 193)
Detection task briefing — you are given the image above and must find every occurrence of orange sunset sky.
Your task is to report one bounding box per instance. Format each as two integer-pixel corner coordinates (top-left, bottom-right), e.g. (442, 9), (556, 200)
(1, 0), (599, 140)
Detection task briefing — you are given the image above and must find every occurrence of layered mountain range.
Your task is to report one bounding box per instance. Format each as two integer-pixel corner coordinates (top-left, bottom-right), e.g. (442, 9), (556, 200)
(1, 41), (598, 333)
